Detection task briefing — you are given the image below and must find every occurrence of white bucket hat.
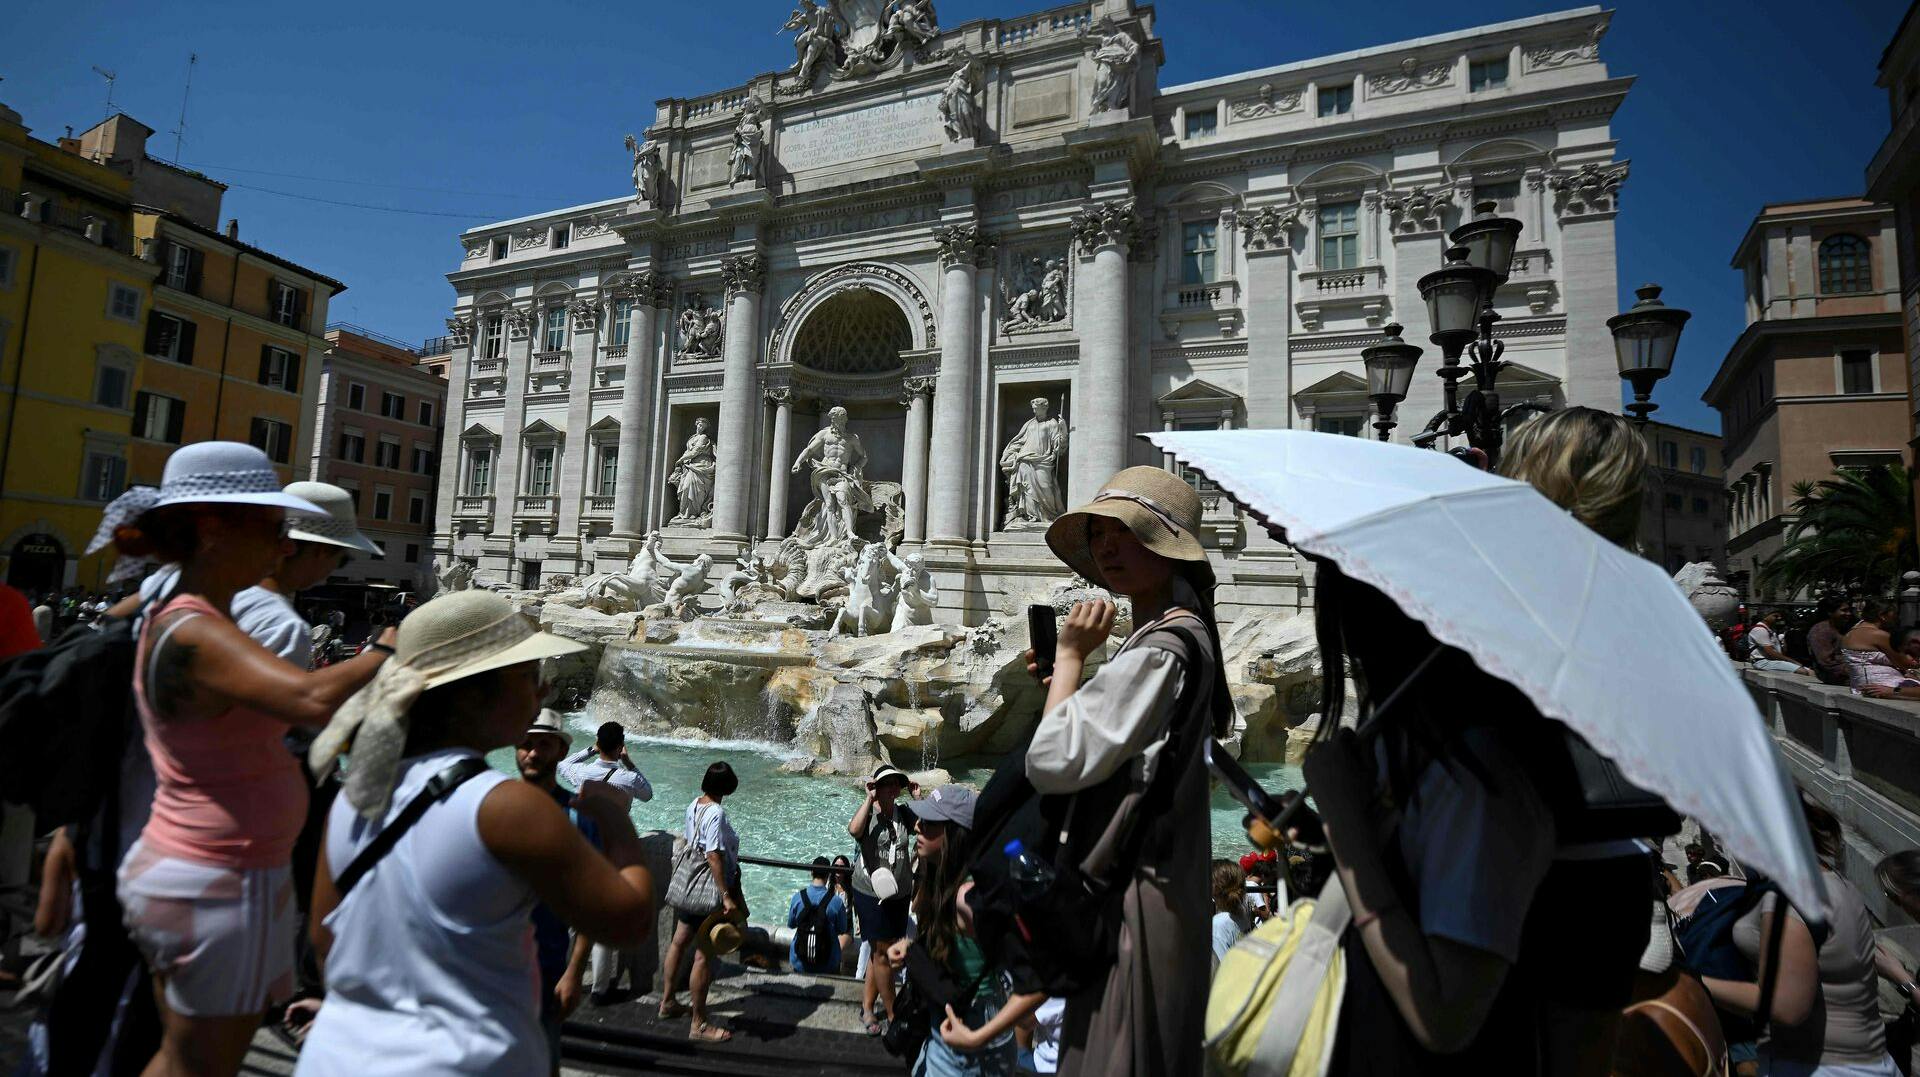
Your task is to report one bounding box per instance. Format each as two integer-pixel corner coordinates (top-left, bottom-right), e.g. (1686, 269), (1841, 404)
(310, 590), (587, 819)
(283, 482), (381, 555)
(149, 442), (326, 515)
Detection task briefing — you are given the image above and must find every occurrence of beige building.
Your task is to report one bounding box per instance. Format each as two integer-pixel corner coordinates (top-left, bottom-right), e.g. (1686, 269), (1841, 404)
(1704, 198), (1908, 598)
(1637, 420), (1724, 573)
(309, 325), (447, 595)
(1866, 0), (1920, 547)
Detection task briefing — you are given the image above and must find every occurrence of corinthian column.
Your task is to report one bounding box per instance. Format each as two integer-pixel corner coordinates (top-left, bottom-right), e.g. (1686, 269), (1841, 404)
(901, 376), (934, 544)
(612, 272), (670, 541)
(764, 387), (794, 539)
(926, 224), (992, 547)
(712, 253), (767, 542)
(1068, 201), (1147, 506)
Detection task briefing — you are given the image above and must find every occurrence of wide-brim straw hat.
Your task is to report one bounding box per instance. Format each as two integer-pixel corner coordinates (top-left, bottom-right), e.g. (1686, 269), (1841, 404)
(283, 482), (381, 555)
(309, 591), (587, 819)
(696, 904), (748, 957)
(1045, 465), (1213, 588)
(148, 442), (326, 515)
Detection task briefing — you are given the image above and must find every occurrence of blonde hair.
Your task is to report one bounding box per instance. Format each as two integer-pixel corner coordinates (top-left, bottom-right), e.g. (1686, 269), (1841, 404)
(1499, 406), (1649, 547)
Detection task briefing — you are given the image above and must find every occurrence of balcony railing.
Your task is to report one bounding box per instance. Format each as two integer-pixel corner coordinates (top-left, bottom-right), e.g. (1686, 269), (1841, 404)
(453, 495), (494, 518)
(533, 350), (568, 367)
(1295, 265), (1389, 331)
(14, 191), (133, 254)
(601, 344), (629, 360)
(420, 335), (451, 356)
(472, 357), (503, 373)
(997, 3), (1091, 46)
(583, 495), (617, 517)
(516, 495), (559, 517)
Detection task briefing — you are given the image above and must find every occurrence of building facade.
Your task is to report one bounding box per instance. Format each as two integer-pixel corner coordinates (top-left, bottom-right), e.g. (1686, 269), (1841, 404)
(0, 99), (157, 594)
(1705, 198), (1908, 598)
(436, 2), (1636, 623)
(310, 325), (447, 594)
(1637, 420), (1725, 574)
(1866, 0), (1920, 549)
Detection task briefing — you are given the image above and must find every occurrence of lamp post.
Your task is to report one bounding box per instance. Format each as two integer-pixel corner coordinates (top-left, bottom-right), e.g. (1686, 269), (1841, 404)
(1412, 201), (1524, 465)
(1609, 283), (1692, 426)
(1361, 322), (1423, 441)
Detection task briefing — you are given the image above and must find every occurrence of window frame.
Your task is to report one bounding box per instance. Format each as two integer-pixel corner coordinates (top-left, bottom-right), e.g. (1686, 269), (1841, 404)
(1318, 201), (1361, 270)
(597, 444), (620, 498)
(1180, 220), (1219, 286)
(0, 245), (16, 289)
(380, 392), (405, 419)
(259, 345), (301, 391)
(491, 237), (509, 262)
(481, 315), (505, 360)
(375, 437), (403, 470)
(132, 391), (185, 444)
(1313, 414), (1368, 438)
(270, 281), (303, 329)
(408, 493), (428, 525)
(1817, 234), (1872, 295)
(1317, 83), (1353, 117)
(106, 283), (142, 324)
(1840, 349), (1876, 395)
(467, 448), (494, 496)
(81, 450), (127, 503)
(1469, 56), (1509, 92)
(249, 417), (293, 464)
(93, 350), (134, 410)
(542, 302), (569, 352)
(347, 383), (366, 411)
(526, 444), (558, 497)
(1183, 109), (1218, 140)
(551, 224), (570, 250)
(373, 487), (393, 521)
(608, 298), (634, 348)
(418, 400), (436, 427)
(339, 430), (366, 464)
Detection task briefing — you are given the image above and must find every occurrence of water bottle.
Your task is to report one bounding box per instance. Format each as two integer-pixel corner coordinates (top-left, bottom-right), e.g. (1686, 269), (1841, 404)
(1004, 839), (1055, 902)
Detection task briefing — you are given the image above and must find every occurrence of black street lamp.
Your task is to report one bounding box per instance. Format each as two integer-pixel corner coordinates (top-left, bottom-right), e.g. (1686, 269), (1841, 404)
(1608, 283), (1692, 425)
(1362, 322), (1423, 441)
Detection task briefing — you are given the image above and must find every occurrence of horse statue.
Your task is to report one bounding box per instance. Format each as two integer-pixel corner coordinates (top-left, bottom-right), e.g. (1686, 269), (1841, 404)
(831, 542), (894, 637)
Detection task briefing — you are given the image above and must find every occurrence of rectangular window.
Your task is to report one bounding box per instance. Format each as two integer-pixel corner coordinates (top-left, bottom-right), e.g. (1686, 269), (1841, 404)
(380, 392), (405, 419)
(1661, 441), (1679, 469)
(0, 246), (16, 288)
(142, 312), (197, 364)
(348, 383), (366, 410)
(1475, 180), (1520, 214)
(165, 243), (194, 291)
(1690, 446), (1707, 474)
(1318, 201), (1360, 270)
(543, 304), (568, 352)
(94, 365), (130, 409)
(373, 490), (392, 520)
(1469, 57), (1509, 92)
(1841, 350), (1875, 394)
(249, 417), (292, 464)
(269, 282), (304, 329)
(491, 237), (509, 261)
(1317, 83), (1353, 117)
(481, 317), (504, 359)
(405, 543), (420, 564)
(551, 224), (570, 250)
(1184, 110), (1218, 139)
(408, 494), (427, 524)
(521, 560), (542, 589)
(467, 450), (492, 495)
(1314, 415), (1366, 437)
(412, 446), (433, 474)
(1180, 221), (1219, 285)
(132, 392), (185, 444)
(528, 446), (557, 497)
(376, 440), (402, 469)
(258, 346), (300, 391)
(1663, 492), (1683, 511)
(83, 452), (127, 502)
(108, 283), (141, 323)
(597, 446), (619, 497)
(1692, 497), (1711, 515)
(339, 432), (365, 463)
(418, 400), (436, 427)
(609, 298), (634, 348)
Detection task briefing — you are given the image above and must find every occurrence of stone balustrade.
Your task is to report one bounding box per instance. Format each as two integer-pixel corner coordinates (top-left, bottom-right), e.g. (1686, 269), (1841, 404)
(1743, 669), (1920, 925)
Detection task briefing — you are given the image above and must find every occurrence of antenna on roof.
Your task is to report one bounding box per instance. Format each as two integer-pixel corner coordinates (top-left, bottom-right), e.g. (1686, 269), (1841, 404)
(90, 65), (117, 126)
(169, 53), (197, 164)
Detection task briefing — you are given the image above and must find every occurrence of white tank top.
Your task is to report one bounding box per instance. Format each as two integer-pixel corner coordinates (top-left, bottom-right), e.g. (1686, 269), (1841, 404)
(296, 749), (543, 1077)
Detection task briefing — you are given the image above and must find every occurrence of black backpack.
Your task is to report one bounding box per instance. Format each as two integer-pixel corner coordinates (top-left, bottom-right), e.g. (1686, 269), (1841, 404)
(0, 605), (148, 830)
(794, 888), (833, 970)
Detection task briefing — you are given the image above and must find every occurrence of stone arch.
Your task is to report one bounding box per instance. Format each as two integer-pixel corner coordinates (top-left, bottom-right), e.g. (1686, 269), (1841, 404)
(475, 290), (511, 307)
(1293, 161), (1384, 190)
(1166, 180), (1241, 207)
(1448, 137), (1548, 166)
(0, 518), (74, 595)
(788, 290), (913, 375)
(534, 281), (573, 298)
(768, 262), (936, 369)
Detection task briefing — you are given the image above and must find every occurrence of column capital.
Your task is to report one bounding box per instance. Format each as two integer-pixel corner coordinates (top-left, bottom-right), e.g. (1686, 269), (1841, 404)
(933, 224), (995, 268)
(721, 253), (768, 296)
(504, 306), (533, 339)
(901, 375), (936, 405)
(568, 296), (604, 331)
(1071, 199), (1152, 258)
(609, 270), (676, 308)
(764, 385), (794, 407)
(1239, 204), (1300, 254)
(1381, 184), (1455, 237)
(445, 313), (475, 347)
(1550, 161), (1628, 221)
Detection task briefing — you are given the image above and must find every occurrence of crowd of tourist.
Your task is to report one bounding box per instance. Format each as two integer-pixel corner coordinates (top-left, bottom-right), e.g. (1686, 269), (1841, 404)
(2, 419), (1919, 1077)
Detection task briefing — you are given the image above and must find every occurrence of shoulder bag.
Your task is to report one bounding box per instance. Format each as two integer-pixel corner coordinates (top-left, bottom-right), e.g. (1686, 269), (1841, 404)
(667, 802), (724, 915)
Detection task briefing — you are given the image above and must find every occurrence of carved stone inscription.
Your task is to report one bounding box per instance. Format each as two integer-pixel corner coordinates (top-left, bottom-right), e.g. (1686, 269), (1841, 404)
(687, 145), (733, 190)
(780, 94), (942, 171)
(1011, 73), (1074, 127)
(769, 203), (941, 245)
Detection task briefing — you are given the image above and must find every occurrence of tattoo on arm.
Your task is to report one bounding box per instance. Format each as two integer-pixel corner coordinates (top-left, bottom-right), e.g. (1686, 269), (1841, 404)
(151, 629), (198, 719)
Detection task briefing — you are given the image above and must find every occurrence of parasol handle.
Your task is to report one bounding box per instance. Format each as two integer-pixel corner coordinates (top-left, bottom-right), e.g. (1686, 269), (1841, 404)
(1753, 893), (1789, 1034)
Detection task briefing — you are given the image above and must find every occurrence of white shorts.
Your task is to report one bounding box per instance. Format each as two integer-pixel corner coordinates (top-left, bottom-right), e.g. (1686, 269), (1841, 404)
(117, 840), (295, 1017)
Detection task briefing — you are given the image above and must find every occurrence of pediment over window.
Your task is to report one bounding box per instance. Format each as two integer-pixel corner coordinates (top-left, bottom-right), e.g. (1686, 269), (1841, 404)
(1294, 370), (1368, 398)
(1157, 378), (1240, 409)
(460, 423), (500, 442)
(521, 419), (564, 441)
(585, 416), (620, 436)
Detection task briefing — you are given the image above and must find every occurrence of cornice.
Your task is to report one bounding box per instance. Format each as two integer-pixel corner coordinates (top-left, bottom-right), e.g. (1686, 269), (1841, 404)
(152, 286), (328, 351)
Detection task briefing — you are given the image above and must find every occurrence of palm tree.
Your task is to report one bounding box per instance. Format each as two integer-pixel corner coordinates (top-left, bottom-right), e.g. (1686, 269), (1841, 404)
(1758, 465), (1917, 598)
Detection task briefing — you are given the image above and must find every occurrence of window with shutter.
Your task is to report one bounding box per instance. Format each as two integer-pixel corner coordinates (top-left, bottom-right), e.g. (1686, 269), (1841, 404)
(177, 319), (196, 365)
(144, 314), (178, 359)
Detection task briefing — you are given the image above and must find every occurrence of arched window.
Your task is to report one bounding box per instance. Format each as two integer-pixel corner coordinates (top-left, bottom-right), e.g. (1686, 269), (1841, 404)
(1818, 234), (1870, 294)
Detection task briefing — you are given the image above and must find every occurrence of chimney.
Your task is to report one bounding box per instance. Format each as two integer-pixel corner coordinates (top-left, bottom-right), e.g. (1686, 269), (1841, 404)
(225, 218), (239, 240)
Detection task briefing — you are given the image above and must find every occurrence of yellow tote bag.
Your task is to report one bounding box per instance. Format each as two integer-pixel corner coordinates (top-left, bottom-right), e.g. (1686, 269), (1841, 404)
(1204, 878), (1351, 1077)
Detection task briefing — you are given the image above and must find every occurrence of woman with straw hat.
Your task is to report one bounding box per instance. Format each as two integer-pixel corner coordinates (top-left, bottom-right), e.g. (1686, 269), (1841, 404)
(1017, 465), (1232, 1077)
(106, 443), (397, 1077)
(297, 590), (655, 1075)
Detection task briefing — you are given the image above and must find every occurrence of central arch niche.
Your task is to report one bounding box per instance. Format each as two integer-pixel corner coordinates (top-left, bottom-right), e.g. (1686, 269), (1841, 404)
(790, 288), (913, 374)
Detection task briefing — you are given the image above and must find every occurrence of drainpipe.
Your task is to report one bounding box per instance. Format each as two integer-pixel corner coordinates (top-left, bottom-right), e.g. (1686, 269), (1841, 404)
(210, 251), (239, 435)
(0, 245), (42, 501)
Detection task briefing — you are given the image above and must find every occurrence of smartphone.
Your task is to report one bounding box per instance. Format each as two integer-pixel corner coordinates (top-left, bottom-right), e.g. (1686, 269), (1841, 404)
(1204, 737), (1285, 822)
(1027, 604), (1057, 681)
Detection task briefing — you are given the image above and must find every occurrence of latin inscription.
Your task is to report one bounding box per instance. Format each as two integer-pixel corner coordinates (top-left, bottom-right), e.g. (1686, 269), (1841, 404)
(778, 94), (942, 172)
(768, 203), (941, 245)
(1011, 74), (1074, 127)
(985, 181), (1087, 213)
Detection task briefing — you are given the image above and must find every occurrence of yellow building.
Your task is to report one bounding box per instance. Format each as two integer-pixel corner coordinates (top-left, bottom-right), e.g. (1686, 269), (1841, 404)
(0, 101), (156, 594)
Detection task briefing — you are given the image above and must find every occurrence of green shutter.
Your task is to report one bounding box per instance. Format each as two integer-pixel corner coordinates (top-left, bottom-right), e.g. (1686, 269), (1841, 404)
(165, 399), (184, 444)
(177, 320), (196, 365)
(258, 345), (272, 385)
(132, 393), (151, 438)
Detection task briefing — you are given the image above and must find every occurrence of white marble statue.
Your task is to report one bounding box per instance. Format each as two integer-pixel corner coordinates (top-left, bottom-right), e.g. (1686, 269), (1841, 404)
(625, 135), (662, 204)
(783, 0), (843, 87)
(885, 550), (938, 632)
(1038, 259), (1068, 321)
(729, 99), (767, 188)
(1090, 20), (1140, 114)
(832, 542), (892, 637)
(939, 51), (983, 142)
(1000, 255), (1067, 332)
(669, 418), (717, 526)
(434, 556), (475, 593)
(663, 553), (715, 615)
(791, 405), (874, 549)
(677, 296), (724, 360)
(583, 531), (677, 612)
(1000, 398), (1067, 530)
(883, 0), (938, 51)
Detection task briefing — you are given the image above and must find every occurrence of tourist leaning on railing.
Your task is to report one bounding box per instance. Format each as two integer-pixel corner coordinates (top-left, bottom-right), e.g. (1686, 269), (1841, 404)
(658, 761), (746, 1044)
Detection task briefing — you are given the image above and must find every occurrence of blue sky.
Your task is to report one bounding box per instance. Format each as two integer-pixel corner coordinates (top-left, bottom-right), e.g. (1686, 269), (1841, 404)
(2, 0), (1906, 433)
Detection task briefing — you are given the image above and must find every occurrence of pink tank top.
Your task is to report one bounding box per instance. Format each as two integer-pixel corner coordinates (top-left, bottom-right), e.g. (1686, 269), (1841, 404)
(133, 594), (307, 870)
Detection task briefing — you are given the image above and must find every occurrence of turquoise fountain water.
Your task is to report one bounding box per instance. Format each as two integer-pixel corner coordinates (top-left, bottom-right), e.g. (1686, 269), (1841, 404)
(486, 713), (1304, 921)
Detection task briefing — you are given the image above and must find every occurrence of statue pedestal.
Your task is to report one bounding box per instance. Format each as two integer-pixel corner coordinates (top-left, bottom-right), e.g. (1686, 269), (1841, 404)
(709, 188), (774, 215)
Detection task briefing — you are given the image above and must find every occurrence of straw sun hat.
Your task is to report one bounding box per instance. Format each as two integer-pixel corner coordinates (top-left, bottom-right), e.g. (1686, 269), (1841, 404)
(283, 481), (382, 556)
(309, 590), (585, 819)
(1044, 465), (1213, 588)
